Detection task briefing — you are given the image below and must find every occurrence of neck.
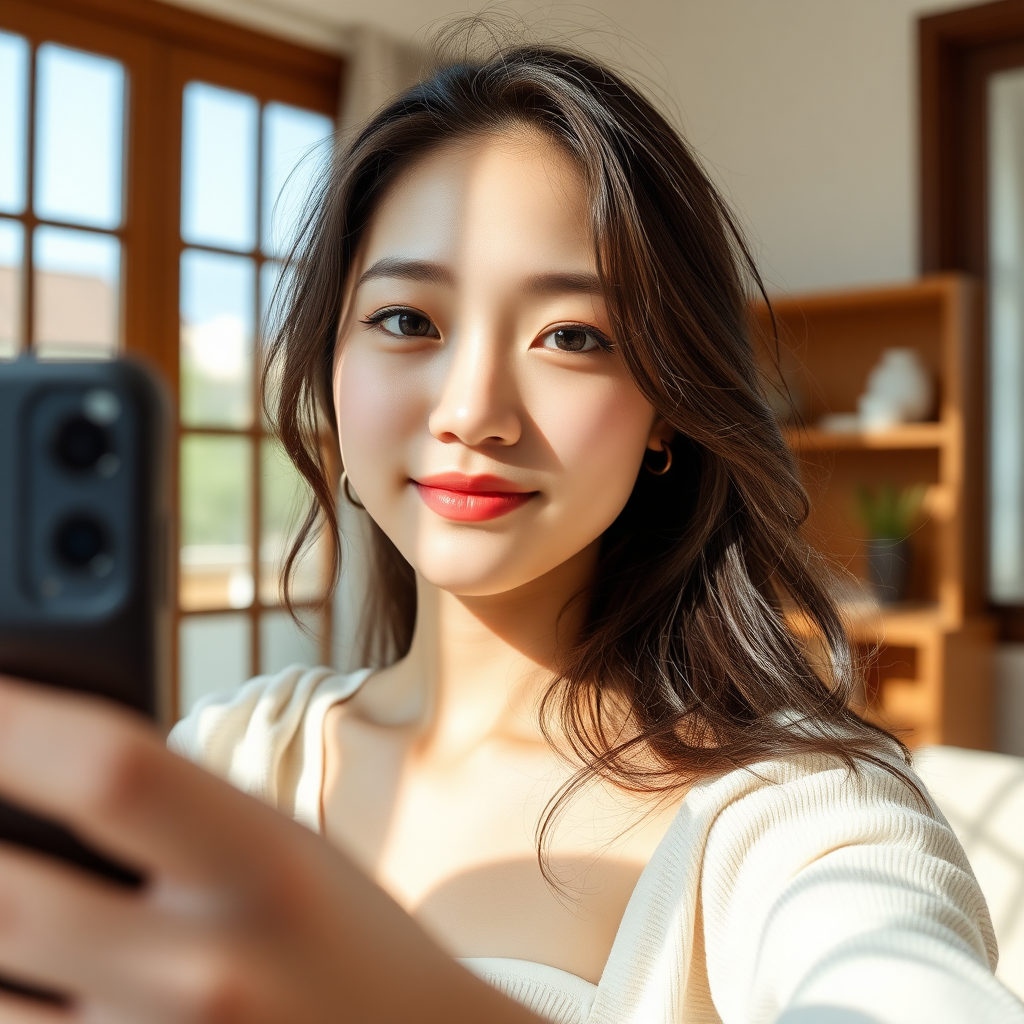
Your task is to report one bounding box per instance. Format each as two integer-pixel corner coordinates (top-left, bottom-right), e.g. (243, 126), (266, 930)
(369, 541), (599, 761)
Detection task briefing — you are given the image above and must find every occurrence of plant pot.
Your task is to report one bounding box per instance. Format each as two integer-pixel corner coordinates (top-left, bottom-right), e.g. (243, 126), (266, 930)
(865, 537), (910, 604)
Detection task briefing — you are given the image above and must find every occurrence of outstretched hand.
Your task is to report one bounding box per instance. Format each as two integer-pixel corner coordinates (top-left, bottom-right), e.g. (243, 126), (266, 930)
(0, 677), (536, 1024)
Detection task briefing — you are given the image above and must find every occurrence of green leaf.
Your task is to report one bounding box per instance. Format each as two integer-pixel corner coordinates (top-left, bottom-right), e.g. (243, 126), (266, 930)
(853, 482), (927, 540)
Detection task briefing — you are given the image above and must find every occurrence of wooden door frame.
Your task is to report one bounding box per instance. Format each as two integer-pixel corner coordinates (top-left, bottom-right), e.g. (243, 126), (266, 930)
(920, 0), (1024, 640)
(24, 0), (342, 90)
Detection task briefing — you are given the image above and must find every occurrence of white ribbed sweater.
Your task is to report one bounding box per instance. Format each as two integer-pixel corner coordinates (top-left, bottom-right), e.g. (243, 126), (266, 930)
(168, 666), (1024, 1024)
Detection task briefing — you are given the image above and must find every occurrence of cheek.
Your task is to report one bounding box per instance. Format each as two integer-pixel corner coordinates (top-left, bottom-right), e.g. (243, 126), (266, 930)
(335, 347), (423, 489)
(532, 372), (654, 519)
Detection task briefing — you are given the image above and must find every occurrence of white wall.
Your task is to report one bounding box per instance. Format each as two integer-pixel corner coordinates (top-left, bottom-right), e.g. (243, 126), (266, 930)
(617, 0), (969, 294)
(164, 0), (988, 295)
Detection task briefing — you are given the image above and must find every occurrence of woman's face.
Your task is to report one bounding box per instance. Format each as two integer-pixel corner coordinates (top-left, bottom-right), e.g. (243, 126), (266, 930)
(333, 128), (668, 597)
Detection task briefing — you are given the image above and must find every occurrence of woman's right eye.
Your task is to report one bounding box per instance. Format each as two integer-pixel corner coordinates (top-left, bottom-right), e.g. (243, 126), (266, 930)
(365, 309), (440, 339)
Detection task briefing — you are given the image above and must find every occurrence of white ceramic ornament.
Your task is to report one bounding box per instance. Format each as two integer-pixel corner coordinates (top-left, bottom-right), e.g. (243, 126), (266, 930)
(857, 348), (932, 430)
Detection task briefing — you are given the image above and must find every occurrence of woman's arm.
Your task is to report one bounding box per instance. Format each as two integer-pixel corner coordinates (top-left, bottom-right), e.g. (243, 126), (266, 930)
(700, 756), (1024, 1024)
(0, 677), (543, 1024)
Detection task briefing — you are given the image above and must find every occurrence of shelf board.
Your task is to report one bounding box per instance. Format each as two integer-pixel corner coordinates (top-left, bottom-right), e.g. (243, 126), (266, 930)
(781, 421), (949, 451)
(841, 601), (949, 644)
(754, 274), (963, 320)
(788, 600), (951, 644)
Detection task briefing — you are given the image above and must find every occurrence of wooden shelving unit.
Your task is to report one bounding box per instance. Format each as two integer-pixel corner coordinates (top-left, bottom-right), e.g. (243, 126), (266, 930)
(760, 275), (994, 748)
(782, 422), (951, 450)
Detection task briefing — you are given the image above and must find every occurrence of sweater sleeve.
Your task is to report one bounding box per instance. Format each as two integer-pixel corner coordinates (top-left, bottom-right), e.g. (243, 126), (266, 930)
(698, 755), (1024, 1024)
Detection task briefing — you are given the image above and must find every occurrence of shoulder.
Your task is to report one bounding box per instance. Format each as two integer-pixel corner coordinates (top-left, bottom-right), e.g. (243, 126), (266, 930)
(693, 746), (977, 901)
(678, 724), (948, 851)
(167, 664), (372, 826)
(682, 749), (1012, 1020)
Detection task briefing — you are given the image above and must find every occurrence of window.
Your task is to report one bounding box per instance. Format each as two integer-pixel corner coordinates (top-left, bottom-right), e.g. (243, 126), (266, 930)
(988, 69), (1024, 606)
(0, 34), (126, 360)
(1, 0), (343, 714)
(920, 3), (1024, 640)
(177, 82), (335, 715)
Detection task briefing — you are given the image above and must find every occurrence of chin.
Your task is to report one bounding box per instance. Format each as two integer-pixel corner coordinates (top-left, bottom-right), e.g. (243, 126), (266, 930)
(410, 534), (560, 598)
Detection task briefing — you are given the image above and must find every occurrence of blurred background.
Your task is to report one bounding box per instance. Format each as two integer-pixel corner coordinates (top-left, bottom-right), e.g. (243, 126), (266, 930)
(2, 0), (1024, 762)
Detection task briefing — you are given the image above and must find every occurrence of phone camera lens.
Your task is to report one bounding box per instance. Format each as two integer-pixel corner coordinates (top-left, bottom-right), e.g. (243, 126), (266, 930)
(54, 415), (110, 471)
(54, 516), (108, 569)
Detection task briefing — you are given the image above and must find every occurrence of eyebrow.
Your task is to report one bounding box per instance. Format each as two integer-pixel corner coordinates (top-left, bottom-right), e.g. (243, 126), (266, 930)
(523, 270), (603, 295)
(357, 257), (603, 296)
(357, 257), (455, 288)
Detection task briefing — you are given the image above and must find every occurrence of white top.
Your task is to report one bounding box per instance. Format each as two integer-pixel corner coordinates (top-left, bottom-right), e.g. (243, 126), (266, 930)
(168, 665), (1024, 1024)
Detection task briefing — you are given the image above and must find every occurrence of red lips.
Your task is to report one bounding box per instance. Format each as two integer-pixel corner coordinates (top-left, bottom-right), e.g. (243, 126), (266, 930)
(413, 473), (537, 522)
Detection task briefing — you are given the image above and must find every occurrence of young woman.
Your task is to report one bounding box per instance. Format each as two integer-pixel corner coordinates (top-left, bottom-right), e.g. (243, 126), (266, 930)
(0, 41), (1020, 1024)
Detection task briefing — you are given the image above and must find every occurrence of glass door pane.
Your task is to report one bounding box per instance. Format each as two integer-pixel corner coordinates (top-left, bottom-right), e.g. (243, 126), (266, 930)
(34, 44), (125, 229)
(179, 249), (255, 428)
(261, 101), (333, 257)
(179, 613), (251, 714)
(181, 83), (258, 251)
(260, 436), (325, 605)
(33, 225), (120, 359)
(15, 40), (128, 361)
(260, 609), (320, 675)
(180, 434), (253, 611)
(989, 67), (1024, 602)
(0, 32), (29, 216)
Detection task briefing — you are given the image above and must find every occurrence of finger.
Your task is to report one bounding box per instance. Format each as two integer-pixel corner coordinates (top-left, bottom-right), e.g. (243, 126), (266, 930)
(0, 990), (69, 1024)
(0, 840), (150, 996)
(0, 840), (244, 1020)
(0, 678), (296, 888)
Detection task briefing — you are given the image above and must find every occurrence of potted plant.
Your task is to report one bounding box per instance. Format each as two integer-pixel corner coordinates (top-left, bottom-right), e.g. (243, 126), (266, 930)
(854, 482), (928, 604)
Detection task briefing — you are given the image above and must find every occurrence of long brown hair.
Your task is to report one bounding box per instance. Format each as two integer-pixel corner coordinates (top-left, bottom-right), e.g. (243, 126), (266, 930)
(265, 37), (916, 855)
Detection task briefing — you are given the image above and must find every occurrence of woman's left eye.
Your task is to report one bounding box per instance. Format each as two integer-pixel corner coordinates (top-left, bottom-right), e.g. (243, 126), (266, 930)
(539, 326), (609, 353)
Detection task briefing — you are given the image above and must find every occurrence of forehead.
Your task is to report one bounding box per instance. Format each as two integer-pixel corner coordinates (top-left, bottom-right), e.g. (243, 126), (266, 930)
(358, 128), (595, 272)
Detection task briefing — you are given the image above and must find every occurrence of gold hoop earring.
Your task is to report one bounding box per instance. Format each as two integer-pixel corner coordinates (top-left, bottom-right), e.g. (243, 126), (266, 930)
(645, 441), (672, 476)
(340, 469), (365, 509)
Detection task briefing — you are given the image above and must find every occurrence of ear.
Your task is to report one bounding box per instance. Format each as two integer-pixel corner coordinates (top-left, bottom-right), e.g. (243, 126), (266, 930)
(646, 418), (675, 452)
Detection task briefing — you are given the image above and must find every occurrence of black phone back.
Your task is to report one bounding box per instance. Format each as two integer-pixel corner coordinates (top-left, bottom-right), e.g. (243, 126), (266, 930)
(0, 357), (170, 715)
(0, 357), (171, 905)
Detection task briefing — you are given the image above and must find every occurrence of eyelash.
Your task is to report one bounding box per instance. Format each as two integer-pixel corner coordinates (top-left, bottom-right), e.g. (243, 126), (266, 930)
(360, 306), (435, 334)
(542, 323), (614, 353)
(360, 307), (613, 352)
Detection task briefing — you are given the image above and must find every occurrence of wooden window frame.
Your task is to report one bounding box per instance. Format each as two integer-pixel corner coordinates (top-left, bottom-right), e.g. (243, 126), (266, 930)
(920, 0), (1024, 641)
(1, 0), (344, 711)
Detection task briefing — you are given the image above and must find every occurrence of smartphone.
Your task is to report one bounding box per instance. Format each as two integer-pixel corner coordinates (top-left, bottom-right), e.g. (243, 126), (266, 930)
(0, 356), (171, 895)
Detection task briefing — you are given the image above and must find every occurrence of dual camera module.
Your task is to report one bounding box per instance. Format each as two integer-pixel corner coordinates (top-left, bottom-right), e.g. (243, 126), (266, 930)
(48, 390), (122, 582)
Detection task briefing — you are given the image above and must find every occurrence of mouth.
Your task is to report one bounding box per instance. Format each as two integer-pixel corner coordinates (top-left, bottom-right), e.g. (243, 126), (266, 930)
(412, 473), (538, 522)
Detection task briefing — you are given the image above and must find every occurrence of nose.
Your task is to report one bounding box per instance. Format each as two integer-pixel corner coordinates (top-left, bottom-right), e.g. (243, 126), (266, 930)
(428, 330), (522, 447)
